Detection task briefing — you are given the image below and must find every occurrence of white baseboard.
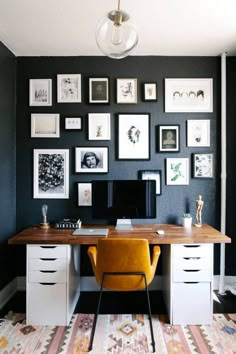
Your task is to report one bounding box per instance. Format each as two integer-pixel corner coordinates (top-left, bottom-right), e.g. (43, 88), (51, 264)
(1, 275), (236, 309)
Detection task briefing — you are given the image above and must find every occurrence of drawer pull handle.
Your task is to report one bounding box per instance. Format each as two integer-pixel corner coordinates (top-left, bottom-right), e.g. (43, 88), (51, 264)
(183, 245), (200, 248)
(184, 282), (199, 284)
(183, 269), (200, 272)
(39, 283), (56, 285)
(183, 257), (200, 260)
(40, 246), (56, 249)
(40, 258), (57, 261)
(39, 270), (56, 273)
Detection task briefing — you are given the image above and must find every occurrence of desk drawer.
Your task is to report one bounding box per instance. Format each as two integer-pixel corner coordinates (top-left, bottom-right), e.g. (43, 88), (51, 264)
(28, 258), (67, 271)
(28, 270), (66, 283)
(173, 268), (212, 282)
(174, 257), (211, 270)
(172, 244), (212, 258)
(27, 245), (68, 259)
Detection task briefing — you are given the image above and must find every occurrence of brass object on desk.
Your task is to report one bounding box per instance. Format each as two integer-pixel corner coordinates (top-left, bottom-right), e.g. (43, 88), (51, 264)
(39, 204), (50, 229)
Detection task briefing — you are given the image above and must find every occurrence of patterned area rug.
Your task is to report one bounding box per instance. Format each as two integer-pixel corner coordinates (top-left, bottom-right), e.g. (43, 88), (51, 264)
(0, 312), (236, 353)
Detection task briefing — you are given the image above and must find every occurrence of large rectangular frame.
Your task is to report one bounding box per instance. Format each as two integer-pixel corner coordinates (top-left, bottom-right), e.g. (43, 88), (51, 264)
(33, 149), (69, 199)
(165, 78), (213, 112)
(57, 74), (82, 103)
(31, 113), (60, 138)
(75, 147), (108, 173)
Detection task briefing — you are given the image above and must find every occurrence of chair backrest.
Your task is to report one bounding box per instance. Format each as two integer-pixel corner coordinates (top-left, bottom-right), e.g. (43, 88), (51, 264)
(89, 238), (158, 291)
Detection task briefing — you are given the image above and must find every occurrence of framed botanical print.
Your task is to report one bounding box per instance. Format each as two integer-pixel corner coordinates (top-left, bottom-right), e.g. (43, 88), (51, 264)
(88, 113), (111, 140)
(31, 114), (60, 138)
(143, 83), (157, 101)
(139, 170), (162, 195)
(187, 120), (210, 147)
(29, 79), (52, 106)
(166, 158), (189, 185)
(157, 125), (180, 152)
(78, 182), (92, 206)
(75, 147), (108, 173)
(89, 78), (109, 103)
(33, 149), (69, 199)
(57, 74), (82, 103)
(193, 153), (213, 178)
(117, 113), (150, 160)
(117, 78), (137, 104)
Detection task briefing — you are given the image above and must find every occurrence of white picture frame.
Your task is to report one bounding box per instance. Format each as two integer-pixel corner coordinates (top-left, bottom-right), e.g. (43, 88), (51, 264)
(89, 77), (109, 103)
(31, 114), (60, 138)
(158, 125), (180, 152)
(166, 158), (189, 185)
(139, 170), (162, 195)
(65, 117), (82, 130)
(117, 78), (137, 104)
(78, 182), (92, 206)
(88, 113), (111, 140)
(29, 79), (52, 106)
(143, 83), (157, 101)
(57, 74), (81, 103)
(75, 147), (108, 173)
(193, 153), (213, 178)
(187, 120), (210, 147)
(33, 149), (69, 199)
(165, 78), (213, 112)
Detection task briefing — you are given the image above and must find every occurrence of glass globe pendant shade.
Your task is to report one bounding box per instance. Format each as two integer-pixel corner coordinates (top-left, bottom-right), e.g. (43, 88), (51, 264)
(95, 9), (138, 59)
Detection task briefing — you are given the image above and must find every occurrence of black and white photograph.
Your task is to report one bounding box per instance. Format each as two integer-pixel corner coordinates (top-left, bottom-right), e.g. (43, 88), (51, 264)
(75, 147), (108, 173)
(33, 149), (69, 199)
(78, 182), (92, 206)
(89, 78), (109, 103)
(143, 83), (157, 101)
(139, 170), (162, 195)
(187, 120), (210, 147)
(57, 74), (81, 103)
(165, 78), (213, 112)
(65, 117), (82, 130)
(193, 153), (213, 178)
(29, 79), (52, 106)
(31, 114), (60, 138)
(117, 78), (137, 104)
(88, 113), (111, 140)
(118, 113), (150, 160)
(157, 125), (180, 152)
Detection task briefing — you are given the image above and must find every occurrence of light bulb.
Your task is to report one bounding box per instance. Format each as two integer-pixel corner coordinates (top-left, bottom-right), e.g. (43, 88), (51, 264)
(111, 24), (122, 45)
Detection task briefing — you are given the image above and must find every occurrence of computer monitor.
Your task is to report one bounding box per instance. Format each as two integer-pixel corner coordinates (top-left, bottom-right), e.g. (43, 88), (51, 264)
(92, 180), (156, 230)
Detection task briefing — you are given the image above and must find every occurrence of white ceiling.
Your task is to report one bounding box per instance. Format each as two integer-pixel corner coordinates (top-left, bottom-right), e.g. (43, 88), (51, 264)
(0, 0), (236, 57)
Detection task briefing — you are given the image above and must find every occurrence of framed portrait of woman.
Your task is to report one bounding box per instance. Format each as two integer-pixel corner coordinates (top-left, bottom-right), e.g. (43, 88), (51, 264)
(157, 125), (180, 152)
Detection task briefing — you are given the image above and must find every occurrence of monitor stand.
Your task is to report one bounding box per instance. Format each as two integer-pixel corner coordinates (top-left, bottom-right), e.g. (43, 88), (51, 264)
(115, 219), (133, 231)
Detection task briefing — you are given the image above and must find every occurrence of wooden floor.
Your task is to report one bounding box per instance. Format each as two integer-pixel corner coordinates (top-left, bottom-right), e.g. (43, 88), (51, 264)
(1, 290), (236, 318)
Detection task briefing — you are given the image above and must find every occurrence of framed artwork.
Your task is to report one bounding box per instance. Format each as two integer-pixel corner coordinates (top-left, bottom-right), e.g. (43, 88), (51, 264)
(117, 78), (137, 104)
(31, 114), (60, 138)
(165, 78), (213, 112)
(166, 158), (189, 185)
(139, 170), (162, 195)
(29, 79), (52, 106)
(78, 182), (92, 206)
(65, 117), (82, 130)
(88, 113), (111, 140)
(75, 147), (108, 173)
(117, 113), (150, 160)
(57, 74), (81, 103)
(89, 78), (109, 103)
(33, 149), (69, 199)
(143, 83), (157, 101)
(193, 153), (213, 178)
(187, 120), (210, 147)
(157, 125), (180, 152)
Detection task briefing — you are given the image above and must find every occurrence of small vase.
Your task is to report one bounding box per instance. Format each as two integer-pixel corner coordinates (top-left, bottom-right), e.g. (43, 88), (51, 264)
(182, 217), (192, 228)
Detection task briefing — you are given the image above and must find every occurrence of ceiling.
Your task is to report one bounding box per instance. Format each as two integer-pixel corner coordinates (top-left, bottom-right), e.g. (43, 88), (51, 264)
(0, 0), (236, 57)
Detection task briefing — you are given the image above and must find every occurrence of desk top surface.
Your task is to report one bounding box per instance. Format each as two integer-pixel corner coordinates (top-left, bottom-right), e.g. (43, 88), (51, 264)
(8, 224), (231, 245)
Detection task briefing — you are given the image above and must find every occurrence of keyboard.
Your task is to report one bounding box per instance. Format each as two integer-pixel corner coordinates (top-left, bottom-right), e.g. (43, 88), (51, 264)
(72, 228), (109, 236)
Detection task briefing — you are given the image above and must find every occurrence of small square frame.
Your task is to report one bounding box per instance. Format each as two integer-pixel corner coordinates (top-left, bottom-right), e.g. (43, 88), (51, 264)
(31, 114), (60, 138)
(88, 113), (111, 140)
(166, 158), (189, 185)
(139, 170), (162, 195)
(33, 149), (69, 199)
(193, 153), (213, 178)
(57, 74), (81, 103)
(75, 147), (108, 173)
(65, 117), (82, 130)
(89, 78), (109, 103)
(187, 119), (210, 147)
(143, 83), (157, 101)
(117, 113), (150, 160)
(78, 182), (92, 206)
(29, 79), (52, 106)
(117, 78), (137, 104)
(157, 125), (180, 152)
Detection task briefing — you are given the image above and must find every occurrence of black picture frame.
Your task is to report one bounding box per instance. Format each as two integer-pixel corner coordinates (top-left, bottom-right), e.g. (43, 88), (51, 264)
(139, 170), (162, 195)
(193, 153), (213, 178)
(89, 77), (109, 104)
(157, 125), (180, 152)
(143, 82), (157, 101)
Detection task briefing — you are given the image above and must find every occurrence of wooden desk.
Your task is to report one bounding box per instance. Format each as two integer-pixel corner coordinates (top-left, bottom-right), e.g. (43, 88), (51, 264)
(8, 224), (231, 327)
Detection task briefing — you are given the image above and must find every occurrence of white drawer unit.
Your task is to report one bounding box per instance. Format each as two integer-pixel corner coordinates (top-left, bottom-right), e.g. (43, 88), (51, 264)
(27, 244), (80, 326)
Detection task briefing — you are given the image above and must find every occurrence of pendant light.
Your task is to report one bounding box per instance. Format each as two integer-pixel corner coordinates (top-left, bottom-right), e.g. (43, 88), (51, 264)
(95, 0), (138, 59)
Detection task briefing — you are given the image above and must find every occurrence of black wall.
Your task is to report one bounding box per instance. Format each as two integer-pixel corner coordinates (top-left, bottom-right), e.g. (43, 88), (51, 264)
(15, 56), (224, 276)
(0, 42), (16, 289)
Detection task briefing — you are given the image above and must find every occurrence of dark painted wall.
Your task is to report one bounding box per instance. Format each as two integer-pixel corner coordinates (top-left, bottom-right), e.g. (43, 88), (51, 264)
(15, 56), (224, 276)
(0, 42), (16, 289)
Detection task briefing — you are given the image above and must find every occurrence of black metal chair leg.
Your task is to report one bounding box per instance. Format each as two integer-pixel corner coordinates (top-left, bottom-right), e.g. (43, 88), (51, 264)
(144, 274), (155, 353)
(88, 274), (105, 351)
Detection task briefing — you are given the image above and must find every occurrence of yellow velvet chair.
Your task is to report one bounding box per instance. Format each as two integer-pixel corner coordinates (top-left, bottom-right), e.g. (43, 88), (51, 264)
(87, 238), (161, 352)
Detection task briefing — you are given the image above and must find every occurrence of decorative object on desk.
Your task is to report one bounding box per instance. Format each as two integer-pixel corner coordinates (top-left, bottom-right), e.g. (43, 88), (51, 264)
(78, 182), (92, 206)
(54, 218), (81, 229)
(166, 158), (189, 185)
(193, 153), (213, 178)
(117, 78), (137, 104)
(29, 79), (52, 106)
(75, 147), (108, 173)
(31, 113), (60, 138)
(57, 74), (81, 103)
(33, 149), (69, 199)
(139, 169), (162, 195)
(39, 204), (50, 229)
(195, 195), (204, 227)
(187, 119), (210, 147)
(89, 78), (109, 104)
(65, 117), (82, 130)
(143, 82), (157, 101)
(157, 125), (180, 152)
(88, 113), (111, 140)
(182, 213), (192, 228)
